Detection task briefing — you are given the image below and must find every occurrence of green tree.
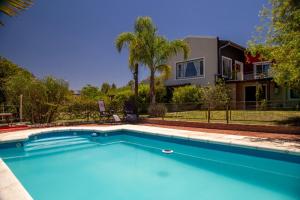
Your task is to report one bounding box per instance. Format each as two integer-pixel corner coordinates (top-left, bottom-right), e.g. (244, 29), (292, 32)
(100, 82), (111, 94)
(0, 0), (33, 26)
(202, 80), (231, 123)
(172, 85), (202, 104)
(111, 83), (117, 90)
(5, 72), (47, 123)
(0, 56), (32, 103)
(248, 0), (300, 90)
(133, 17), (189, 104)
(115, 18), (149, 113)
(42, 76), (70, 122)
(81, 84), (101, 100)
(5, 72), (71, 123)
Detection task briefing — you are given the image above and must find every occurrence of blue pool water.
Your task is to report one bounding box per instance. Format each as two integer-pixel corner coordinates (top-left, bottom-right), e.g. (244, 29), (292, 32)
(0, 130), (300, 200)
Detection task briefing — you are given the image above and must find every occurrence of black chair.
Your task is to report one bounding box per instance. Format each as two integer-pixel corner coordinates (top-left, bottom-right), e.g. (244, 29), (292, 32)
(123, 100), (138, 123)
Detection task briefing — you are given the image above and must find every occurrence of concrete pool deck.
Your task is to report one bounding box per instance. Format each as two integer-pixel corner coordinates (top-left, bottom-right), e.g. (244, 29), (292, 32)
(0, 124), (300, 199)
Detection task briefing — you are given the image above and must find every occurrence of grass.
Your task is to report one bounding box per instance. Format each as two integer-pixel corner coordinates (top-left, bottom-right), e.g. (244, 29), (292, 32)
(158, 110), (300, 126)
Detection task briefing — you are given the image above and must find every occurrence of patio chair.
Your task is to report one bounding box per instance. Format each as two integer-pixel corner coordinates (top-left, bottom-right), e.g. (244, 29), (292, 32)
(98, 100), (112, 121)
(98, 100), (121, 124)
(123, 100), (138, 123)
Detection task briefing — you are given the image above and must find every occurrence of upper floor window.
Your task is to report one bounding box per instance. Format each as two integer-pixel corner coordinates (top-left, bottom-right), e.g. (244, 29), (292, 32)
(254, 62), (271, 78)
(176, 58), (204, 79)
(222, 56), (232, 78)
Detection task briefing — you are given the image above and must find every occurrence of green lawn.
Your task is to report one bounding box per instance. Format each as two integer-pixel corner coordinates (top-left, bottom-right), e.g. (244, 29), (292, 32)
(159, 110), (300, 126)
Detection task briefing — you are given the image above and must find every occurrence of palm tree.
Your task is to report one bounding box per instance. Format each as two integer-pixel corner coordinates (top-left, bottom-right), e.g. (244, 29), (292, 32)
(116, 16), (189, 106)
(135, 17), (190, 104)
(115, 18), (151, 114)
(0, 0), (33, 25)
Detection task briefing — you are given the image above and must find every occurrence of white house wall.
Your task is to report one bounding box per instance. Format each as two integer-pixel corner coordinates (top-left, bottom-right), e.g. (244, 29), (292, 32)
(165, 36), (218, 87)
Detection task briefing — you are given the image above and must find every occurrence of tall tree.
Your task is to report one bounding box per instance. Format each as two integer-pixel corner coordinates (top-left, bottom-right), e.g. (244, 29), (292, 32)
(115, 18), (148, 114)
(100, 82), (111, 94)
(116, 16), (189, 105)
(134, 17), (189, 104)
(0, 0), (33, 25)
(248, 0), (300, 90)
(149, 37), (189, 104)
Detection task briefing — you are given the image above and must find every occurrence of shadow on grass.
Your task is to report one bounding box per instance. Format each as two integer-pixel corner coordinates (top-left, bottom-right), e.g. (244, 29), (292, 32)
(275, 117), (300, 127)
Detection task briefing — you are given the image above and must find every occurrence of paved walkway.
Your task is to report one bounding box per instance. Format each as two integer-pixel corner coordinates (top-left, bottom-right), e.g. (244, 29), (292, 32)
(140, 123), (300, 141)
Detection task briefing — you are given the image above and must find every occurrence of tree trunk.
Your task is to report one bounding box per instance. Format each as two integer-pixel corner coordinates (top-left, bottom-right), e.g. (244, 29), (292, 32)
(133, 63), (139, 116)
(149, 68), (156, 104)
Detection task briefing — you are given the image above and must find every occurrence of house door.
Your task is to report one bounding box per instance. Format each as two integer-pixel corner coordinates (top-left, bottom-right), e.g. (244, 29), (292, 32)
(245, 86), (256, 108)
(235, 61), (244, 80)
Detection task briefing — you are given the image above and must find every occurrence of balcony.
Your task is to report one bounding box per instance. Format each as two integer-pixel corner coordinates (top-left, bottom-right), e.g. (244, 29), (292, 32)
(222, 71), (272, 82)
(244, 71), (272, 81)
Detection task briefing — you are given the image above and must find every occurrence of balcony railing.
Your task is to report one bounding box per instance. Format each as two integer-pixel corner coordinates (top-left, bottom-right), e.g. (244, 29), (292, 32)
(244, 71), (272, 81)
(217, 70), (273, 82)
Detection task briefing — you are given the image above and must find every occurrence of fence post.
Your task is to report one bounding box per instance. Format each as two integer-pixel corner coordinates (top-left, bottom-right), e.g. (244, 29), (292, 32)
(20, 94), (23, 122)
(1, 104), (4, 121)
(207, 104), (210, 123)
(226, 104), (229, 124)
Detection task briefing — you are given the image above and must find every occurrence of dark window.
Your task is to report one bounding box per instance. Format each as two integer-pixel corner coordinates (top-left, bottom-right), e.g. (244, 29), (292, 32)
(185, 62), (197, 77)
(255, 63), (270, 78)
(222, 57), (232, 78)
(176, 64), (183, 78)
(176, 59), (204, 79)
(290, 89), (300, 99)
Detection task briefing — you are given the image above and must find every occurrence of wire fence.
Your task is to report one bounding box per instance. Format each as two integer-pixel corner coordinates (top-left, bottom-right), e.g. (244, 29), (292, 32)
(149, 100), (300, 125)
(1, 100), (300, 126)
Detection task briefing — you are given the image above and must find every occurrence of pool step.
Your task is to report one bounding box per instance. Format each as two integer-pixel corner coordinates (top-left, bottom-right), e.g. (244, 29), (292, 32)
(26, 136), (88, 147)
(26, 142), (98, 157)
(25, 136), (93, 152)
(28, 135), (85, 144)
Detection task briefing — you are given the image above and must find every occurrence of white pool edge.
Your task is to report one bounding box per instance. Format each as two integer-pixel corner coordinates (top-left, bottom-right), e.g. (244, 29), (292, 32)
(0, 125), (299, 200)
(1, 125), (299, 155)
(0, 159), (33, 200)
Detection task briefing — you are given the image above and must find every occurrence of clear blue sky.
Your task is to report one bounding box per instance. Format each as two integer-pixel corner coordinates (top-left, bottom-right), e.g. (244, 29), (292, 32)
(0, 0), (267, 90)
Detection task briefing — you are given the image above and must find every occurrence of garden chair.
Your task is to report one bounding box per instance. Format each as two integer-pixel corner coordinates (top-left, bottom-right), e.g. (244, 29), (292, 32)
(98, 100), (121, 124)
(98, 100), (112, 121)
(123, 100), (138, 123)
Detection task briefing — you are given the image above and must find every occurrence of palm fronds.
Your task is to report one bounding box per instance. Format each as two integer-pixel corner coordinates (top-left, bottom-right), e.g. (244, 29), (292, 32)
(0, 0), (33, 25)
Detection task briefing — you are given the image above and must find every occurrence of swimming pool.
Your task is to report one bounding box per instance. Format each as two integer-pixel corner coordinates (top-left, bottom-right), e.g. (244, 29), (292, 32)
(0, 129), (299, 200)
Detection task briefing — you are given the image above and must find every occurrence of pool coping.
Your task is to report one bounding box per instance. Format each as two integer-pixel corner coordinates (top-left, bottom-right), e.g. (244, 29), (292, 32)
(0, 125), (300, 200)
(1, 125), (299, 155)
(0, 159), (33, 200)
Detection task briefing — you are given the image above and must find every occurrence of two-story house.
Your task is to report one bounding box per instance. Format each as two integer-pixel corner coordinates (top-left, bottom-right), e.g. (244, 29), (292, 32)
(165, 36), (300, 108)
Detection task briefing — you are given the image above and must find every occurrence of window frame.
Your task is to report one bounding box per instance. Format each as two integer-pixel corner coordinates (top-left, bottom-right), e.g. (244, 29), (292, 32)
(234, 60), (244, 80)
(176, 57), (205, 80)
(288, 89), (300, 100)
(222, 56), (233, 79)
(253, 62), (271, 78)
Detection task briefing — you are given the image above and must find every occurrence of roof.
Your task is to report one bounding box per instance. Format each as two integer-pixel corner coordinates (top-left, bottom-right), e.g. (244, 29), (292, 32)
(184, 35), (218, 39)
(219, 40), (246, 50)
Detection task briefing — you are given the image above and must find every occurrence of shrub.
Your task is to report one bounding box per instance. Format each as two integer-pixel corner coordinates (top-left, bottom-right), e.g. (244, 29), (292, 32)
(148, 104), (167, 119)
(202, 80), (231, 108)
(5, 74), (70, 123)
(172, 85), (202, 104)
(109, 89), (134, 112)
(65, 97), (98, 121)
(80, 84), (102, 100)
(155, 85), (167, 103)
